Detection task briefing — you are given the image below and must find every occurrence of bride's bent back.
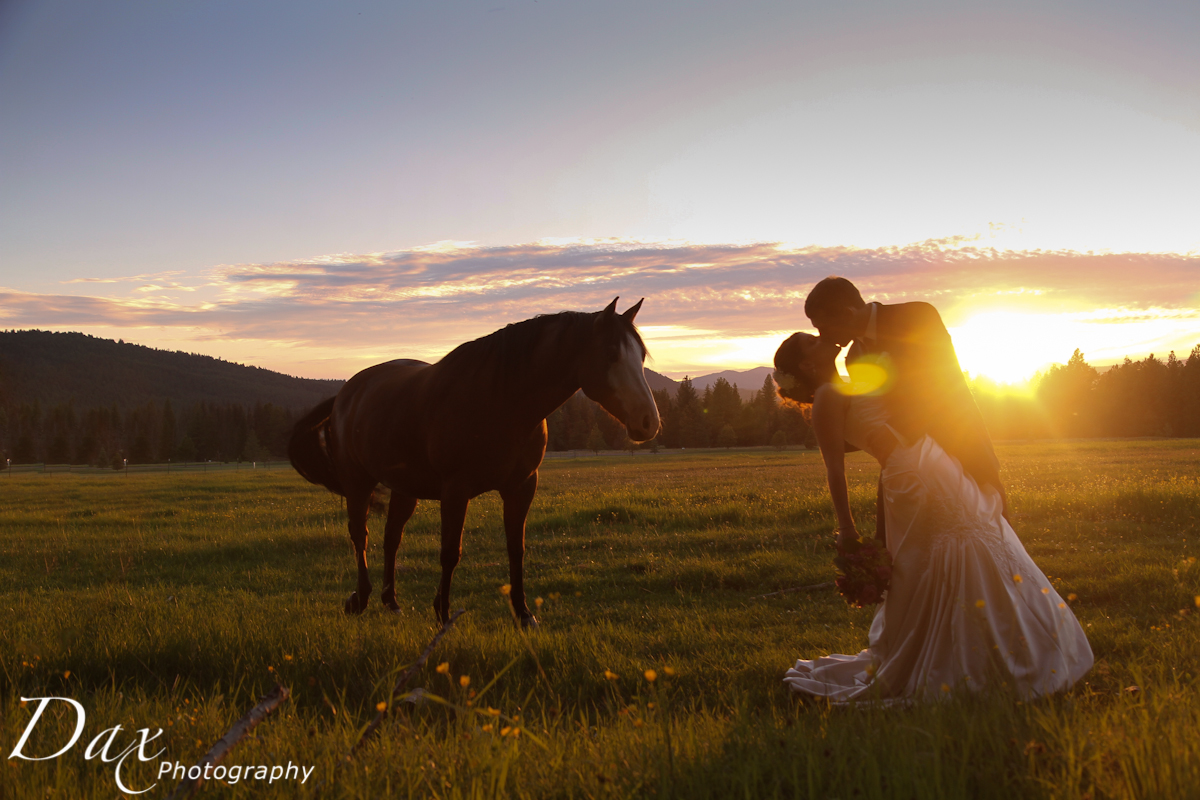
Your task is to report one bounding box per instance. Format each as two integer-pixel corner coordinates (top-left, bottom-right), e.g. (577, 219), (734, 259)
(774, 333), (1092, 702)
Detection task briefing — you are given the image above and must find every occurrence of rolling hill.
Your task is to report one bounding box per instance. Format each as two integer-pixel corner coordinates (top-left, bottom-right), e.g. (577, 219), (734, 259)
(0, 330), (343, 411)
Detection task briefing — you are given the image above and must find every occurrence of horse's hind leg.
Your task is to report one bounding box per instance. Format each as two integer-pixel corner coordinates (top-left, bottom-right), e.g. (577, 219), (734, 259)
(432, 495), (469, 624)
(344, 489), (373, 615)
(381, 494), (417, 613)
(501, 472), (539, 628)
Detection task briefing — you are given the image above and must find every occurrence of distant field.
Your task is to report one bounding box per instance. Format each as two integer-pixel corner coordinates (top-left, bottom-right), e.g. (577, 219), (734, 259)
(2, 441), (1199, 798)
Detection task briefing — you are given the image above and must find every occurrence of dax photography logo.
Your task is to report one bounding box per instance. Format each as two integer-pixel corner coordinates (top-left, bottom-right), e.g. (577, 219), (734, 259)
(9, 697), (166, 794)
(9, 696), (316, 794)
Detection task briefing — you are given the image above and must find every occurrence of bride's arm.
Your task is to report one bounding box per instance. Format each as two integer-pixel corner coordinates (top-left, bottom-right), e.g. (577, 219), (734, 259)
(812, 384), (858, 545)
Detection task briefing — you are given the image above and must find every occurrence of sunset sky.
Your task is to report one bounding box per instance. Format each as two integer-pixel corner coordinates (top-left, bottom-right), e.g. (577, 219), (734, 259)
(1, 0), (1198, 383)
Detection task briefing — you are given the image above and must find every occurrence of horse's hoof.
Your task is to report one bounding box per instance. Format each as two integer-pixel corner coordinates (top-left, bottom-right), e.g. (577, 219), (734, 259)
(344, 592), (368, 615)
(519, 614), (540, 630)
(383, 600), (402, 615)
(431, 596), (449, 624)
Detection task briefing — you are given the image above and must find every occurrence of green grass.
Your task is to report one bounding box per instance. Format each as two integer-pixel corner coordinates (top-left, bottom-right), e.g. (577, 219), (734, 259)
(2, 441), (1199, 798)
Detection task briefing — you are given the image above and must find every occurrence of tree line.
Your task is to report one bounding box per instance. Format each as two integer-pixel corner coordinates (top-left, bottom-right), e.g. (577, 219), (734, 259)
(1, 373), (813, 466)
(0, 399), (297, 467)
(973, 345), (1200, 440)
(5, 345), (1196, 466)
(547, 374), (812, 452)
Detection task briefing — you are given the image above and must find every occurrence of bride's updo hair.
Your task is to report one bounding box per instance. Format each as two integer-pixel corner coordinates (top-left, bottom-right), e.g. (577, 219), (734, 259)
(773, 332), (820, 406)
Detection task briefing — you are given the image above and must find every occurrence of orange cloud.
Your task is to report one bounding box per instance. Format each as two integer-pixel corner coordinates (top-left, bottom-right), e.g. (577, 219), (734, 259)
(4, 238), (1198, 378)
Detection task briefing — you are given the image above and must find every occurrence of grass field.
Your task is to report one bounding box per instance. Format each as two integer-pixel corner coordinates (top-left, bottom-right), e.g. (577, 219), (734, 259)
(2, 441), (1199, 798)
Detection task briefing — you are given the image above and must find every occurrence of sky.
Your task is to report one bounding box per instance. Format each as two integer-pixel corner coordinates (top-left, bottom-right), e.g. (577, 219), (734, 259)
(1, 0), (1198, 383)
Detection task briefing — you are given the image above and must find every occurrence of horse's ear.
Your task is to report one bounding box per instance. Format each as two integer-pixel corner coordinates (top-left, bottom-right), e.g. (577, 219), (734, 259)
(621, 298), (644, 322)
(602, 297), (619, 316)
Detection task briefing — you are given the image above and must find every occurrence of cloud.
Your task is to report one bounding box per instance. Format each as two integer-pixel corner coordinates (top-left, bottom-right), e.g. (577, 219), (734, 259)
(4, 238), (1199, 377)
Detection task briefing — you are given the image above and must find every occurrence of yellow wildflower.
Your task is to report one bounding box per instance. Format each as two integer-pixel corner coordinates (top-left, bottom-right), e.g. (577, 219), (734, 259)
(604, 670), (619, 681)
(482, 724), (493, 733)
(1068, 594), (1077, 602)
(488, 707), (501, 716)
(1012, 574), (1023, 584)
(663, 666), (676, 677)
(1042, 588), (1049, 594)
(535, 597), (544, 608)
(500, 726), (513, 737)
(436, 662), (450, 674)
(376, 701), (387, 712)
(460, 675), (471, 688)
(63, 671), (71, 679)
(975, 600), (986, 609)
(500, 584), (512, 596)
(644, 670), (657, 682)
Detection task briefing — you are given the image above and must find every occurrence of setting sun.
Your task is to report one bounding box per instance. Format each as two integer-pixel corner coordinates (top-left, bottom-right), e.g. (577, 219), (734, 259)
(949, 312), (1072, 385)
(949, 308), (1200, 385)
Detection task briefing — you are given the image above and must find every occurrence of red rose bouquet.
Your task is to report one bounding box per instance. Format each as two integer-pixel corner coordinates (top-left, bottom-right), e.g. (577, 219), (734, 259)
(834, 537), (892, 608)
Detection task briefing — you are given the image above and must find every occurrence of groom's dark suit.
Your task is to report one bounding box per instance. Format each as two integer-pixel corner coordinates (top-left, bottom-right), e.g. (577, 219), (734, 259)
(855, 301), (1002, 498)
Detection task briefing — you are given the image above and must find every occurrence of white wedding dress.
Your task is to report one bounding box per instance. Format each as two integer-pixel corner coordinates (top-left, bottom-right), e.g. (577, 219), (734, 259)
(783, 396), (1093, 702)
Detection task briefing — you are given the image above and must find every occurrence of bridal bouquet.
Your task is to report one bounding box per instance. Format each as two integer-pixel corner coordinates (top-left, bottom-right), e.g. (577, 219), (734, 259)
(834, 537), (892, 607)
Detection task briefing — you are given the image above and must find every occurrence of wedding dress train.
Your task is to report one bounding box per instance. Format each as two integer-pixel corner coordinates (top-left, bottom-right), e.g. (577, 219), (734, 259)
(784, 398), (1093, 702)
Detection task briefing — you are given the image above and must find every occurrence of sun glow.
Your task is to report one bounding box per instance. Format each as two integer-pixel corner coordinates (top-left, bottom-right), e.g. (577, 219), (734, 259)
(949, 308), (1200, 385)
(949, 312), (1073, 385)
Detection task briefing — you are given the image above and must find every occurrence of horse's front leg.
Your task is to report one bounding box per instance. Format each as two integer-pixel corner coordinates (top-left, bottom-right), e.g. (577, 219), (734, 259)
(433, 495), (469, 624)
(500, 472), (539, 628)
(344, 491), (373, 615)
(381, 494), (418, 613)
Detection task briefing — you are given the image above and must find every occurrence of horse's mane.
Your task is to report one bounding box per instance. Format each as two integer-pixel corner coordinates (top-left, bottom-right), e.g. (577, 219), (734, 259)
(438, 310), (647, 378)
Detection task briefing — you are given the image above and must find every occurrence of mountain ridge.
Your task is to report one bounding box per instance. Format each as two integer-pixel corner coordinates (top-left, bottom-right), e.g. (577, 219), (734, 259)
(0, 330), (343, 411)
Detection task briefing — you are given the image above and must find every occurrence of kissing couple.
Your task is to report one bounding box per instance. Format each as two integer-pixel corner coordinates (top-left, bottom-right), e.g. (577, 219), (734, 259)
(774, 276), (1093, 702)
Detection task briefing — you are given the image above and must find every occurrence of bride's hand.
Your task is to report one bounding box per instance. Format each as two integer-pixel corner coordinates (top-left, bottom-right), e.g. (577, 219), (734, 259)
(835, 527), (861, 548)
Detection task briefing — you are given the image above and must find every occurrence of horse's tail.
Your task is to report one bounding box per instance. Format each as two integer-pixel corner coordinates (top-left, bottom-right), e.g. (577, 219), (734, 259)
(288, 397), (345, 496)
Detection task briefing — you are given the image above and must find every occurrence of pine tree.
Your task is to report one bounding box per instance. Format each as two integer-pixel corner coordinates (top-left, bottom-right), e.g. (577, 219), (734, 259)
(674, 378), (706, 448)
(159, 400), (176, 461)
(586, 424), (607, 454)
(717, 424), (737, 448)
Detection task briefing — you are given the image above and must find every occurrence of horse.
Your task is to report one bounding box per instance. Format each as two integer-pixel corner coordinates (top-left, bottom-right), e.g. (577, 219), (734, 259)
(288, 298), (660, 626)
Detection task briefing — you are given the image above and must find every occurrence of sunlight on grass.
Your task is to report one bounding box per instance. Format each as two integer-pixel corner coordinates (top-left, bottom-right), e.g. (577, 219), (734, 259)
(1, 442), (1198, 797)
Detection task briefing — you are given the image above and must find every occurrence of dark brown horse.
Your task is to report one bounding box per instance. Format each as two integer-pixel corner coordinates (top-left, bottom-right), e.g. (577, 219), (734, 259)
(288, 299), (660, 625)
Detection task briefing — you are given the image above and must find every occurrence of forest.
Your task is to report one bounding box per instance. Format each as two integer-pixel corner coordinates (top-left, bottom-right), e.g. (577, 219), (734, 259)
(970, 346), (1200, 440)
(2, 337), (1198, 466)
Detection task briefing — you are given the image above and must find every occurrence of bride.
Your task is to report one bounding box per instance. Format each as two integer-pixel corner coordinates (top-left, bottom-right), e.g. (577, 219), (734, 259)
(773, 333), (1093, 702)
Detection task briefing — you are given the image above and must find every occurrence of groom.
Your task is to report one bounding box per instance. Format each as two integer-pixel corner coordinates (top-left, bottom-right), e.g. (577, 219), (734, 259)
(803, 276), (1007, 529)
